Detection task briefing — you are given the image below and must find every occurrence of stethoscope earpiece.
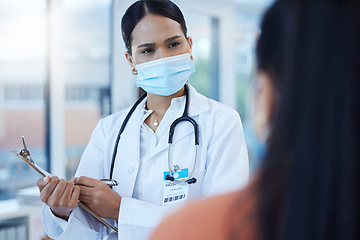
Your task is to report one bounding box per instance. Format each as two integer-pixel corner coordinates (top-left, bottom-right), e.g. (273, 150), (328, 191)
(165, 175), (175, 181)
(185, 178), (197, 184)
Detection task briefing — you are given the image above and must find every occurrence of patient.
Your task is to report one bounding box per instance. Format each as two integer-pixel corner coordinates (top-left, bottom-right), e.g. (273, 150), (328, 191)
(151, 0), (360, 239)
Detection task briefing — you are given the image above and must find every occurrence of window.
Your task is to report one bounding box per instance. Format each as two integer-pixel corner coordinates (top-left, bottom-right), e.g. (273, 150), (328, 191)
(0, 0), (113, 200)
(187, 13), (218, 99)
(0, 0), (47, 200)
(235, 4), (274, 171)
(63, 0), (112, 179)
(235, 11), (260, 120)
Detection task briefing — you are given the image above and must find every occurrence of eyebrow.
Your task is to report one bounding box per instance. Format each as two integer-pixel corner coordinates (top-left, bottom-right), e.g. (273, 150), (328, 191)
(164, 35), (182, 43)
(137, 42), (155, 49)
(137, 35), (182, 49)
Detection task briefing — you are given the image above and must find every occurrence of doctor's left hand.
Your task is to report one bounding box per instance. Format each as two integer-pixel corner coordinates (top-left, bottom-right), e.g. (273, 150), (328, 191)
(73, 176), (121, 220)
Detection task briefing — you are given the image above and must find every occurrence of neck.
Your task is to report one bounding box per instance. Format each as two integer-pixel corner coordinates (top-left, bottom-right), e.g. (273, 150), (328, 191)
(146, 86), (186, 115)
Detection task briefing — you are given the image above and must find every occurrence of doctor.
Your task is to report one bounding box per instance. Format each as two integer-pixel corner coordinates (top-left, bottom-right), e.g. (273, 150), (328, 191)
(37, 0), (249, 239)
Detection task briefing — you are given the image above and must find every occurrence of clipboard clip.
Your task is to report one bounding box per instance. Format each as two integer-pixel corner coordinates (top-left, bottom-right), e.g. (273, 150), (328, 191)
(12, 136), (51, 178)
(19, 136), (34, 164)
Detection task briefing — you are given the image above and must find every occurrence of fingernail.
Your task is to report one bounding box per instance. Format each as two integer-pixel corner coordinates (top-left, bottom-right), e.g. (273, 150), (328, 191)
(43, 176), (48, 182)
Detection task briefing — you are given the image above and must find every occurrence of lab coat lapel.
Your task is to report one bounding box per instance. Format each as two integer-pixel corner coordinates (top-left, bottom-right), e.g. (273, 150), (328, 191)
(112, 99), (145, 197)
(147, 84), (210, 159)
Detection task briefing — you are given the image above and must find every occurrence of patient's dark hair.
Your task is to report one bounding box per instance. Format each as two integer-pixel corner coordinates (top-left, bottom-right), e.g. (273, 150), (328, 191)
(233, 0), (360, 239)
(121, 0), (188, 55)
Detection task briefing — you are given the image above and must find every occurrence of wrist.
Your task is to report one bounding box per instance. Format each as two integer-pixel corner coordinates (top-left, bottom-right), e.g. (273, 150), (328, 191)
(50, 207), (73, 221)
(112, 196), (121, 220)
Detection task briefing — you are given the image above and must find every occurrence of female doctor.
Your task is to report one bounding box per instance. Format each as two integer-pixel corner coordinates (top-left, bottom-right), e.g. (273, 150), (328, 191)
(37, 0), (249, 239)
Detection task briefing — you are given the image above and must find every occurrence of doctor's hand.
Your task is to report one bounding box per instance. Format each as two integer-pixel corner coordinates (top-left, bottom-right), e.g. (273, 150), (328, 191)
(73, 176), (121, 220)
(37, 176), (80, 221)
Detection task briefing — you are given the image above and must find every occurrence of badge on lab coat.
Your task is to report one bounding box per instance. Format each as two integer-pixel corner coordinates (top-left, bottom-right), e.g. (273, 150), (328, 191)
(162, 168), (189, 205)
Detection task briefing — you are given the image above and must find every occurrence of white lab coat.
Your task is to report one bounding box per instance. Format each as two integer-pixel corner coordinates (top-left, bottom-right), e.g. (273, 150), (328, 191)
(42, 84), (249, 240)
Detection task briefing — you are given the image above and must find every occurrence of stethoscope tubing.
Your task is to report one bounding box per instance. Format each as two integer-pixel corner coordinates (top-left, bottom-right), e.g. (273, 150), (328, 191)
(167, 143), (198, 184)
(109, 92), (147, 179)
(110, 84), (199, 184)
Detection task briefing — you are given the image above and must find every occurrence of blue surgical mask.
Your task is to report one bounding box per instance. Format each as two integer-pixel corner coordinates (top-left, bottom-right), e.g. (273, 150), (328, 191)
(244, 120), (267, 164)
(135, 53), (195, 96)
(244, 78), (269, 171)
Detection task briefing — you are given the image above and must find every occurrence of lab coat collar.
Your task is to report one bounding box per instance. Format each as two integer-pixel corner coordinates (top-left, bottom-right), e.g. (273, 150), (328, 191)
(186, 83), (209, 117)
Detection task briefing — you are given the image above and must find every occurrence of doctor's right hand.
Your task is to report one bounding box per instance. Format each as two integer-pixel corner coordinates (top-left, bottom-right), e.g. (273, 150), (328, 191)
(37, 176), (80, 221)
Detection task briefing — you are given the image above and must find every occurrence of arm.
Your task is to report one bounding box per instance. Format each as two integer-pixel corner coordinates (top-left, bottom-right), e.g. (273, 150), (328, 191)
(72, 176), (188, 236)
(38, 175), (109, 239)
(40, 119), (112, 239)
(72, 176), (121, 220)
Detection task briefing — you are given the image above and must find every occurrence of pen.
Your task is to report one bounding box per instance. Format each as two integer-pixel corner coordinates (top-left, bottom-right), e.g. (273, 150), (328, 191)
(100, 179), (118, 187)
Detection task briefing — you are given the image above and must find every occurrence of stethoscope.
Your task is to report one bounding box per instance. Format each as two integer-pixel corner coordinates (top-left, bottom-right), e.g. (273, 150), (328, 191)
(109, 84), (198, 185)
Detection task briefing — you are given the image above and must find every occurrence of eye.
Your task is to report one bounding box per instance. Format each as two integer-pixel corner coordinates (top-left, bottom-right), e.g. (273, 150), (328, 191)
(168, 42), (180, 48)
(141, 48), (154, 54)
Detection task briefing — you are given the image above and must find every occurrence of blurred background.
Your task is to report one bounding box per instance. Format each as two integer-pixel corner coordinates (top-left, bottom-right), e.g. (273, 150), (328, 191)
(0, 0), (272, 239)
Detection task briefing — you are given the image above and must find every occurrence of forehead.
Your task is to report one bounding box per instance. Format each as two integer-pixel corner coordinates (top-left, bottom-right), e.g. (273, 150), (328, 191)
(131, 14), (185, 46)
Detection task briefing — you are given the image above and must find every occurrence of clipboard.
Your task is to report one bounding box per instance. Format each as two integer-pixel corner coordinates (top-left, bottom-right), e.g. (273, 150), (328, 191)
(12, 136), (118, 233)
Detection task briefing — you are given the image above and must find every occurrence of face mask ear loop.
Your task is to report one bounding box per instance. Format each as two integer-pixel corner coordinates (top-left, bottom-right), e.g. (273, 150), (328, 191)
(186, 36), (193, 60)
(188, 49), (193, 61)
(130, 55), (138, 75)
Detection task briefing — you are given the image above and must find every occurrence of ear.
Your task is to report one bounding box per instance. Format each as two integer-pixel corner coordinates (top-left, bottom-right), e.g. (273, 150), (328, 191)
(187, 36), (193, 54)
(125, 51), (136, 70)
